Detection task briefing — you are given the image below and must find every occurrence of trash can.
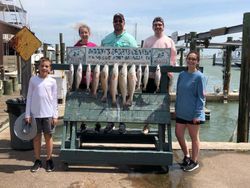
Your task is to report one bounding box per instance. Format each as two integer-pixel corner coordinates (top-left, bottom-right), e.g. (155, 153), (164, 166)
(5, 99), (33, 150)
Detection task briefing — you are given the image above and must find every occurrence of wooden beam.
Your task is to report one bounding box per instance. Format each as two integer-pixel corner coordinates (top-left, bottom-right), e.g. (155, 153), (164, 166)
(178, 24), (243, 41)
(237, 12), (250, 142)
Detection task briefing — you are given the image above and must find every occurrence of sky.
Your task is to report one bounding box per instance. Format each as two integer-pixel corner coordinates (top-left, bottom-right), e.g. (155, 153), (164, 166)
(16, 0), (250, 49)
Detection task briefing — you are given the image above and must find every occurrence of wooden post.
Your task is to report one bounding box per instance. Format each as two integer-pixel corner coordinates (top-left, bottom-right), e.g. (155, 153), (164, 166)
(222, 50), (226, 66)
(59, 33), (65, 64)
(43, 43), (48, 58)
(190, 32), (197, 51)
(212, 53), (216, 66)
(223, 37), (233, 103)
(59, 33), (63, 44)
(55, 44), (59, 64)
(16, 55), (21, 84)
(179, 48), (184, 66)
(61, 43), (65, 64)
(140, 40), (144, 47)
(237, 12), (250, 142)
(21, 59), (32, 98)
(0, 65), (4, 80)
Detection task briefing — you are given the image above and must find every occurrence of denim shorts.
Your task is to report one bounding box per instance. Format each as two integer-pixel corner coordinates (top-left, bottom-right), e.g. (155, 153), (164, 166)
(176, 117), (205, 125)
(35, 117), (55, 134)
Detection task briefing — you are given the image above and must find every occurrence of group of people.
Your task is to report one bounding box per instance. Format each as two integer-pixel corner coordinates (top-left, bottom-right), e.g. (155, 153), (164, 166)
(24, 13), (206, 173)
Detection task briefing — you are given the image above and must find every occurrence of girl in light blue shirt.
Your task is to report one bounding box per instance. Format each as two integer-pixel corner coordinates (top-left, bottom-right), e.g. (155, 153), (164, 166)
(175, 51), (206, 172)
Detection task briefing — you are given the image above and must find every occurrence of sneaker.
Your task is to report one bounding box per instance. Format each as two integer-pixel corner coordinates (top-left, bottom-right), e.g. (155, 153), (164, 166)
(118, 123), (126, 134)
(179, 156), (191, 168)
(80, 123), (87, 133)
(30, 159), (42, 172)
(95, 122), (101, 132)
(104, 122), (115, 133)
(183, 160), (199, 172)
(142, 124), (150, 134)
(46, 159), (55, 172)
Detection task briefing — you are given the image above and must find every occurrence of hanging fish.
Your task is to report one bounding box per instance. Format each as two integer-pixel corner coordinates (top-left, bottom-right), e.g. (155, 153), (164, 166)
(110, 63), (119, 105)
(118, 63), (127, 106)
(136, 64), (142, 90)
(127, 64), (137, 106)
(100, 64), (109, 102)
(143, 64), (149, 91)
(68, 64), (74, 91)
(91, 64), (100, 96)
(155, 64), (161, 92)
(75, 63), (82, 89)
(86, 64), (91, 91)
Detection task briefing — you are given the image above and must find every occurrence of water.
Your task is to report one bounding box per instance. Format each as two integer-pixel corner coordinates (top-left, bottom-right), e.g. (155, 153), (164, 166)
(54, 59), (249, 142)
(171, 102), (239, 142)
(173, 58), (241, 93)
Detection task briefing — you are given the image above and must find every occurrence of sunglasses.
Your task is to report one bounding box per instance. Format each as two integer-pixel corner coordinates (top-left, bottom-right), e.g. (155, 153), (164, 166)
(113, 19), (123, 23)
(187, 57), (197, 61)
(153, 23), (163, 27)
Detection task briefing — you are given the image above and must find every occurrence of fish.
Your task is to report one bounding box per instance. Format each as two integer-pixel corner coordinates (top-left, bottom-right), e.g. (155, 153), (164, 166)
(136, 64), (142, 90)
(100, 64), (109, 102)
(127, 64), (137, 106)
(91, 64), (100, 96)
(143, 64), (149, 91)
(118, 63), (127, 106)
(67, 64), (74, 91)
(155, 64), (161, 92)
(75, 63), (82, 89)
(86, 64), (91, 91)
(110, 63), (119, 105)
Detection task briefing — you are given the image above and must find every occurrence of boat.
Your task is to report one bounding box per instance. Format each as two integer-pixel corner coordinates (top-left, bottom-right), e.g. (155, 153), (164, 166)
(214, 46), (242, 67)
(31, 44), (56, 64)
(232, 47), (242, 67)
(0, 0), (28, 74)
(234, 61), (241, 67)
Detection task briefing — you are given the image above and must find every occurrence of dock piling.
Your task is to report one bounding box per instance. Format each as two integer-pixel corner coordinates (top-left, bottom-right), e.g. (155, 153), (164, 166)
(237, 12), (250, 142)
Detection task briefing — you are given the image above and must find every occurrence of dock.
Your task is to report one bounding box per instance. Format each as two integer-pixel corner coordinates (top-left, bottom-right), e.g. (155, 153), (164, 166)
(1, 91), (250, 188)
(170, 92), (239, 102)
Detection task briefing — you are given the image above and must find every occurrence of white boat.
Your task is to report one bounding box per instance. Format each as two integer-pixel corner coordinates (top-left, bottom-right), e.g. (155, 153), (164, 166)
(1, 0), (28, 73)
(215, 47), (242, 67)
(0, 0), (27, 27)
(232, 47), (241, 67)
(234, 61), (241, 67)
(31, 44), (56, 64)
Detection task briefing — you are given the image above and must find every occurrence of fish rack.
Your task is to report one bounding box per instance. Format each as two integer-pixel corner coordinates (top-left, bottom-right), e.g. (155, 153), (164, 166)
(60, 64), (173, 172)
(59, 47), (176, 172)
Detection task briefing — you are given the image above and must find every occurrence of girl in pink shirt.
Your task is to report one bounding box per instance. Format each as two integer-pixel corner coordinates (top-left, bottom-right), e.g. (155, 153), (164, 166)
(74, 24), (97, 88)
(74, 24), (97, 47)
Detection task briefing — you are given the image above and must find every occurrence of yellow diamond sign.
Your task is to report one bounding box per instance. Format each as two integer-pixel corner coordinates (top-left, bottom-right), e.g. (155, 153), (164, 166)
(10, 26), (42, 61)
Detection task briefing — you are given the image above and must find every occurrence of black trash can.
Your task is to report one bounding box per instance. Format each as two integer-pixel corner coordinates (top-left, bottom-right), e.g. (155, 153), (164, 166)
(6, 99), (33, 150)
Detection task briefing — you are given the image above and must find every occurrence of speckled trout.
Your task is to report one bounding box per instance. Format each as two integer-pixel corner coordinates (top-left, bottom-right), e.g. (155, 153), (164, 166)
(100, 64), (109, 102)
(127, 64), (137, 106)
(118, 63), (127, 106)
(75, 63), (82, 89)
(91, 64), (100, 96)
(110, 63), (119, 105)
